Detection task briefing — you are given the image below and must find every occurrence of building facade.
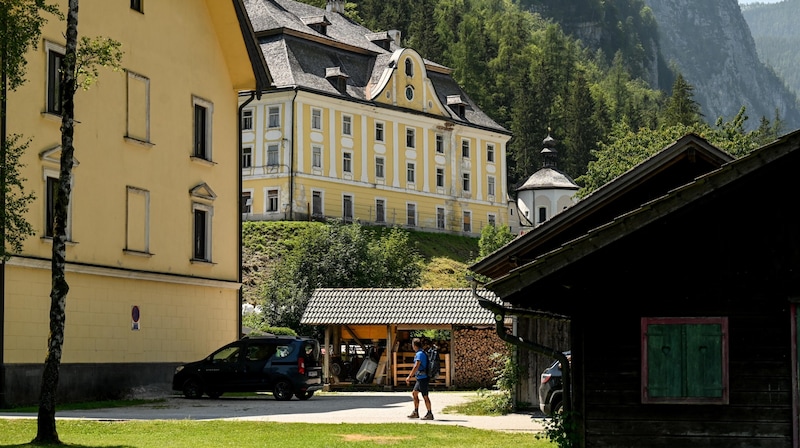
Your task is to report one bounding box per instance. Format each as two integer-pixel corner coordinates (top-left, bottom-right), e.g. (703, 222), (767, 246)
(240, 0), (512, 235)
(1, 0), (269, 405)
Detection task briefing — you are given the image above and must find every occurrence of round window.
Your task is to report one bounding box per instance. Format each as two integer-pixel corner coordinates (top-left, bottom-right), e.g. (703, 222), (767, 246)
(405, 85), (414, 101)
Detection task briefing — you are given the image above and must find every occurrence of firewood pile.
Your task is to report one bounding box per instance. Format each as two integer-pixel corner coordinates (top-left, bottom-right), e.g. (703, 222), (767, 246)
(452, 327), (509, 388)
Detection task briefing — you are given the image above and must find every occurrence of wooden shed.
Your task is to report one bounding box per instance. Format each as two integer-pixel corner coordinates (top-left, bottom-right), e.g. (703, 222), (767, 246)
(477, 130), (800, 447)
(472, 133), (735, 408)
(301, 288), (509, 390)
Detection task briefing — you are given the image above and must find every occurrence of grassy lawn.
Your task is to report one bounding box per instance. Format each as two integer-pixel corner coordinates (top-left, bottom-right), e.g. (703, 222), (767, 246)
(0, 419), (555, 448)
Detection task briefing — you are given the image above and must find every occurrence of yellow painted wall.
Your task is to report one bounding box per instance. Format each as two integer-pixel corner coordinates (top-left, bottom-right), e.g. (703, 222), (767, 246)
(242, 84), (511, 234)
(4, 0), (253, 365)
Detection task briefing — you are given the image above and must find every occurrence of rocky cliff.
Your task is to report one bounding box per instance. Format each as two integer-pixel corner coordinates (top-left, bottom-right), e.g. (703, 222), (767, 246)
(741, 0), (800, 99)
(643, 0), (800, 130)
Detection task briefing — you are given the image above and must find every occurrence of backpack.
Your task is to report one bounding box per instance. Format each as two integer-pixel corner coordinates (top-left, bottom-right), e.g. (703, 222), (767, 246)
(425, 345), (440, 380)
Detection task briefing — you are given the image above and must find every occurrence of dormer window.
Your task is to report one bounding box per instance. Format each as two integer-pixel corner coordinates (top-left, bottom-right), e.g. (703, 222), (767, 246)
(325, 67), (349, 94)
(405, 58), (414, 77)
(366, 32), (392, 51)
(302, 15), (331, 36)
(447, 95), (468, 119)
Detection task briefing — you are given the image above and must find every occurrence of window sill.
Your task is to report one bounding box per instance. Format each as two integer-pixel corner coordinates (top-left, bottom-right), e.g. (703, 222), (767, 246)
(124, 136), (155, 149)
(41, 236), (77, 246)
(123, 249), (153, 257)
(190, 156), (217, 166)
(41, 111), (63, 122)
(190, 258), (216, 266)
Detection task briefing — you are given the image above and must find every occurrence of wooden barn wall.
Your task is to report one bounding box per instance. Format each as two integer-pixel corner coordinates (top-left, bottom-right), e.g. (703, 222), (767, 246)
(514, 316), (571, 408)
(452, 327), (508, 388)
(562, 156), (800, 448)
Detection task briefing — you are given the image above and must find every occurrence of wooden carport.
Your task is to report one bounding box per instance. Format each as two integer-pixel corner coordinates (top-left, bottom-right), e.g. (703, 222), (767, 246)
(301, 288), (508, 390)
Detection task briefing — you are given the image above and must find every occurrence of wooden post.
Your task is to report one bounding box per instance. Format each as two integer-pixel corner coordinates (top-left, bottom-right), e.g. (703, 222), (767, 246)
(324, 326), (331, 390)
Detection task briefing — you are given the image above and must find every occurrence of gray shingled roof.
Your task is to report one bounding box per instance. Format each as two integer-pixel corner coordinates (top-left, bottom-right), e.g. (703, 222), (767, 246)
(301, 288), (502, 325)
(244, 0), (508, 133)
(516, 167), (579, 191)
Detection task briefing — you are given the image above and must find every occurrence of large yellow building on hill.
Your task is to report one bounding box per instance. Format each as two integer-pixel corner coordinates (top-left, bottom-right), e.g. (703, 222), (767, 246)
(1, 0), (269, 406)
(240, 0), (512, 235)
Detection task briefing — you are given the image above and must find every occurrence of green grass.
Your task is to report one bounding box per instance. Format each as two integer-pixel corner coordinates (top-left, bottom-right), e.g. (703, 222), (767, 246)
(0, 419), (555, 448)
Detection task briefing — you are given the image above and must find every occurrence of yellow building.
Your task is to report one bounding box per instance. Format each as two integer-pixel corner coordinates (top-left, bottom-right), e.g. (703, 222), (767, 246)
(240, 0), (512, 235)
(1, 0), (270, 406)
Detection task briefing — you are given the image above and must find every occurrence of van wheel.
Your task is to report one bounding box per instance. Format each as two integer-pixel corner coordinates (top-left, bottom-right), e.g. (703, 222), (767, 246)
(295, 391), (314, 400)
(182, 378), (203, 399)
(552, 400), (563, 415)
(273, 381), (293, 401)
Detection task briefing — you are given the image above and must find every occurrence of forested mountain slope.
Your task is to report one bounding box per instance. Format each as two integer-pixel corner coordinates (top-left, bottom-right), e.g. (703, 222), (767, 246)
(644, 0), (800, 130)
(742, 0), (800, 97)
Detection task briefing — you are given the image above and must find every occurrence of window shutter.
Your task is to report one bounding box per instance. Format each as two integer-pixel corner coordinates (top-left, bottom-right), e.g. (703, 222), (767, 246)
(685, 324), (723, 398)
(647, 324), (684, 398)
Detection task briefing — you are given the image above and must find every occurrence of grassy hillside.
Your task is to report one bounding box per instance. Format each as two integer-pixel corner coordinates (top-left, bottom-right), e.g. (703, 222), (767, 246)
(242, 221), (479, 288)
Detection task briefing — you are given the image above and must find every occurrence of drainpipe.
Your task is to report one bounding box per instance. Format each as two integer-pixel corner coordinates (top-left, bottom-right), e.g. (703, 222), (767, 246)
(0, 15), (7, 406)
(471, 280), (571, 414)
(238, 91), (257, 339)
(288, 88), (298, 220)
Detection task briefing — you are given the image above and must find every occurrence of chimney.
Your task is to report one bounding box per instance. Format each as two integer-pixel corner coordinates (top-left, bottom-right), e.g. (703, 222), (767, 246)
(387, 29), (402, 47)
(326, 0), (345, 14)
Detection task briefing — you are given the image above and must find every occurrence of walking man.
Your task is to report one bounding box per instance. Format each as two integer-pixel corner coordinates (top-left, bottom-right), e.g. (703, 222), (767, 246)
(405, 338), (433, 420)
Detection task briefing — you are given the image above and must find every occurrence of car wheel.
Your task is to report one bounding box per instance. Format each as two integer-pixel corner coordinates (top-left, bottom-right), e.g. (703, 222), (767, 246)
(295, 391), (314, 400)
(182, 378), (203, 399)
(273, 380), (293, 401)
(552, 399), (563, 415)
(207, 390), (223, 399)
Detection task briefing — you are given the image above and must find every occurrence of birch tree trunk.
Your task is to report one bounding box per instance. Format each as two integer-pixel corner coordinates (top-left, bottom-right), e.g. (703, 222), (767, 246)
(34, 0), (78, 443)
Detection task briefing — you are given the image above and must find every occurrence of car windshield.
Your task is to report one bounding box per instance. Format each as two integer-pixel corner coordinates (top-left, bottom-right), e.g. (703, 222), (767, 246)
(211, 346), (240, 363)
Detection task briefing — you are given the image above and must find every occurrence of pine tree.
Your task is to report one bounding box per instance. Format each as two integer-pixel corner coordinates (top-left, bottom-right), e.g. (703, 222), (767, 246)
(662, 72), (702, 127)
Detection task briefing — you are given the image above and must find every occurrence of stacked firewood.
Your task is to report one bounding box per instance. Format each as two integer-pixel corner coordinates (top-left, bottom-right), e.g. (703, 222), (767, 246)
(452, 327), (509, 388)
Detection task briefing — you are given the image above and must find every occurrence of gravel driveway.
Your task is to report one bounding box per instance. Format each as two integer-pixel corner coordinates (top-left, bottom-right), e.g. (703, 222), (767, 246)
(0, 391), (544, 433)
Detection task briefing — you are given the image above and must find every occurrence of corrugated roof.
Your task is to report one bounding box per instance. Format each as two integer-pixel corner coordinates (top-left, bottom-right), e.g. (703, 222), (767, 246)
(300, 288), (502, 325)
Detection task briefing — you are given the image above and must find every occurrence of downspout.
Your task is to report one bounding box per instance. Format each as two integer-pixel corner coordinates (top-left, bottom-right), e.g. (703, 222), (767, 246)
(471, 280), (571, 414)
(288, 88), (298, 220)
(238, 91), (257, 339)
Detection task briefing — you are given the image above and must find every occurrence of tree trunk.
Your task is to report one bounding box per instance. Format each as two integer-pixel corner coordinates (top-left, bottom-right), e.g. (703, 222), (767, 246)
(34, 0), (78, 443)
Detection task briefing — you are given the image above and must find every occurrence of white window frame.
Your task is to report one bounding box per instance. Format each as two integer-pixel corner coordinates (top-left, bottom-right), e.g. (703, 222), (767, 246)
(435, 134), (444, 154)
(406, 127), (416, 149)
(312, 145), (323, 169)
(463, 210), (472, 233)
(407, 162), (415, 183)
(375, 121), (385, 142)
(268, 106), (280, 128)
(343, 194), (354, 222)
(487, 143), (495, 163)
(43, 169), (73, 240)
(45, 41), (65, 116)
(488, 213), (497, 227)
(462, 172), (471, 192)
(266, 188), (279, 212)
(242, 108), (254, 130)
(312, 190), (323, 216)
(311, 108), (322, 130)
(406, 202), (416, 226)
(267, 143), (279, 167)
(488, 176), (496, 197)
(191, 202), (213, 262)
(376, 198), (386, 223)
(462, 139), (470, 158)
(436, 207), (446, 229)
(375, 156), (385, 179)
(241, 190), (253, 214)
(436, 167), (444, 188)
(343, 151), (353, 173)
(242, 146), (252, 169)
(342, 114), (352, 136)
(192, 95), (213, 161)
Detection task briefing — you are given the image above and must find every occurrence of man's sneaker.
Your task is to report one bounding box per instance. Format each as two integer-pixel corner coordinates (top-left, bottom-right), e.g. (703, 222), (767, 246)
(407, 411), (419, 419)
(421, 412), (434, 420)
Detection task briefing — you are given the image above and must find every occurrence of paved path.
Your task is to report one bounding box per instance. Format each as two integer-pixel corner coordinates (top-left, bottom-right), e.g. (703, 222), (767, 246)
(0, 391), (545, 433)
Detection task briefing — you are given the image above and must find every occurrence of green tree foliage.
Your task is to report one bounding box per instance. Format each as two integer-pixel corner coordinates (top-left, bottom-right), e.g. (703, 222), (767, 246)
(255, 221), (423, 331)
(478, 224), (515, 258)
(662, 72), (702, 127)
(1, 0), (61, 260)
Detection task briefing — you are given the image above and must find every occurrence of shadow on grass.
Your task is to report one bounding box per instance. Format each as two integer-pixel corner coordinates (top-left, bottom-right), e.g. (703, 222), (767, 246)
(0, 444), (135, 448)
